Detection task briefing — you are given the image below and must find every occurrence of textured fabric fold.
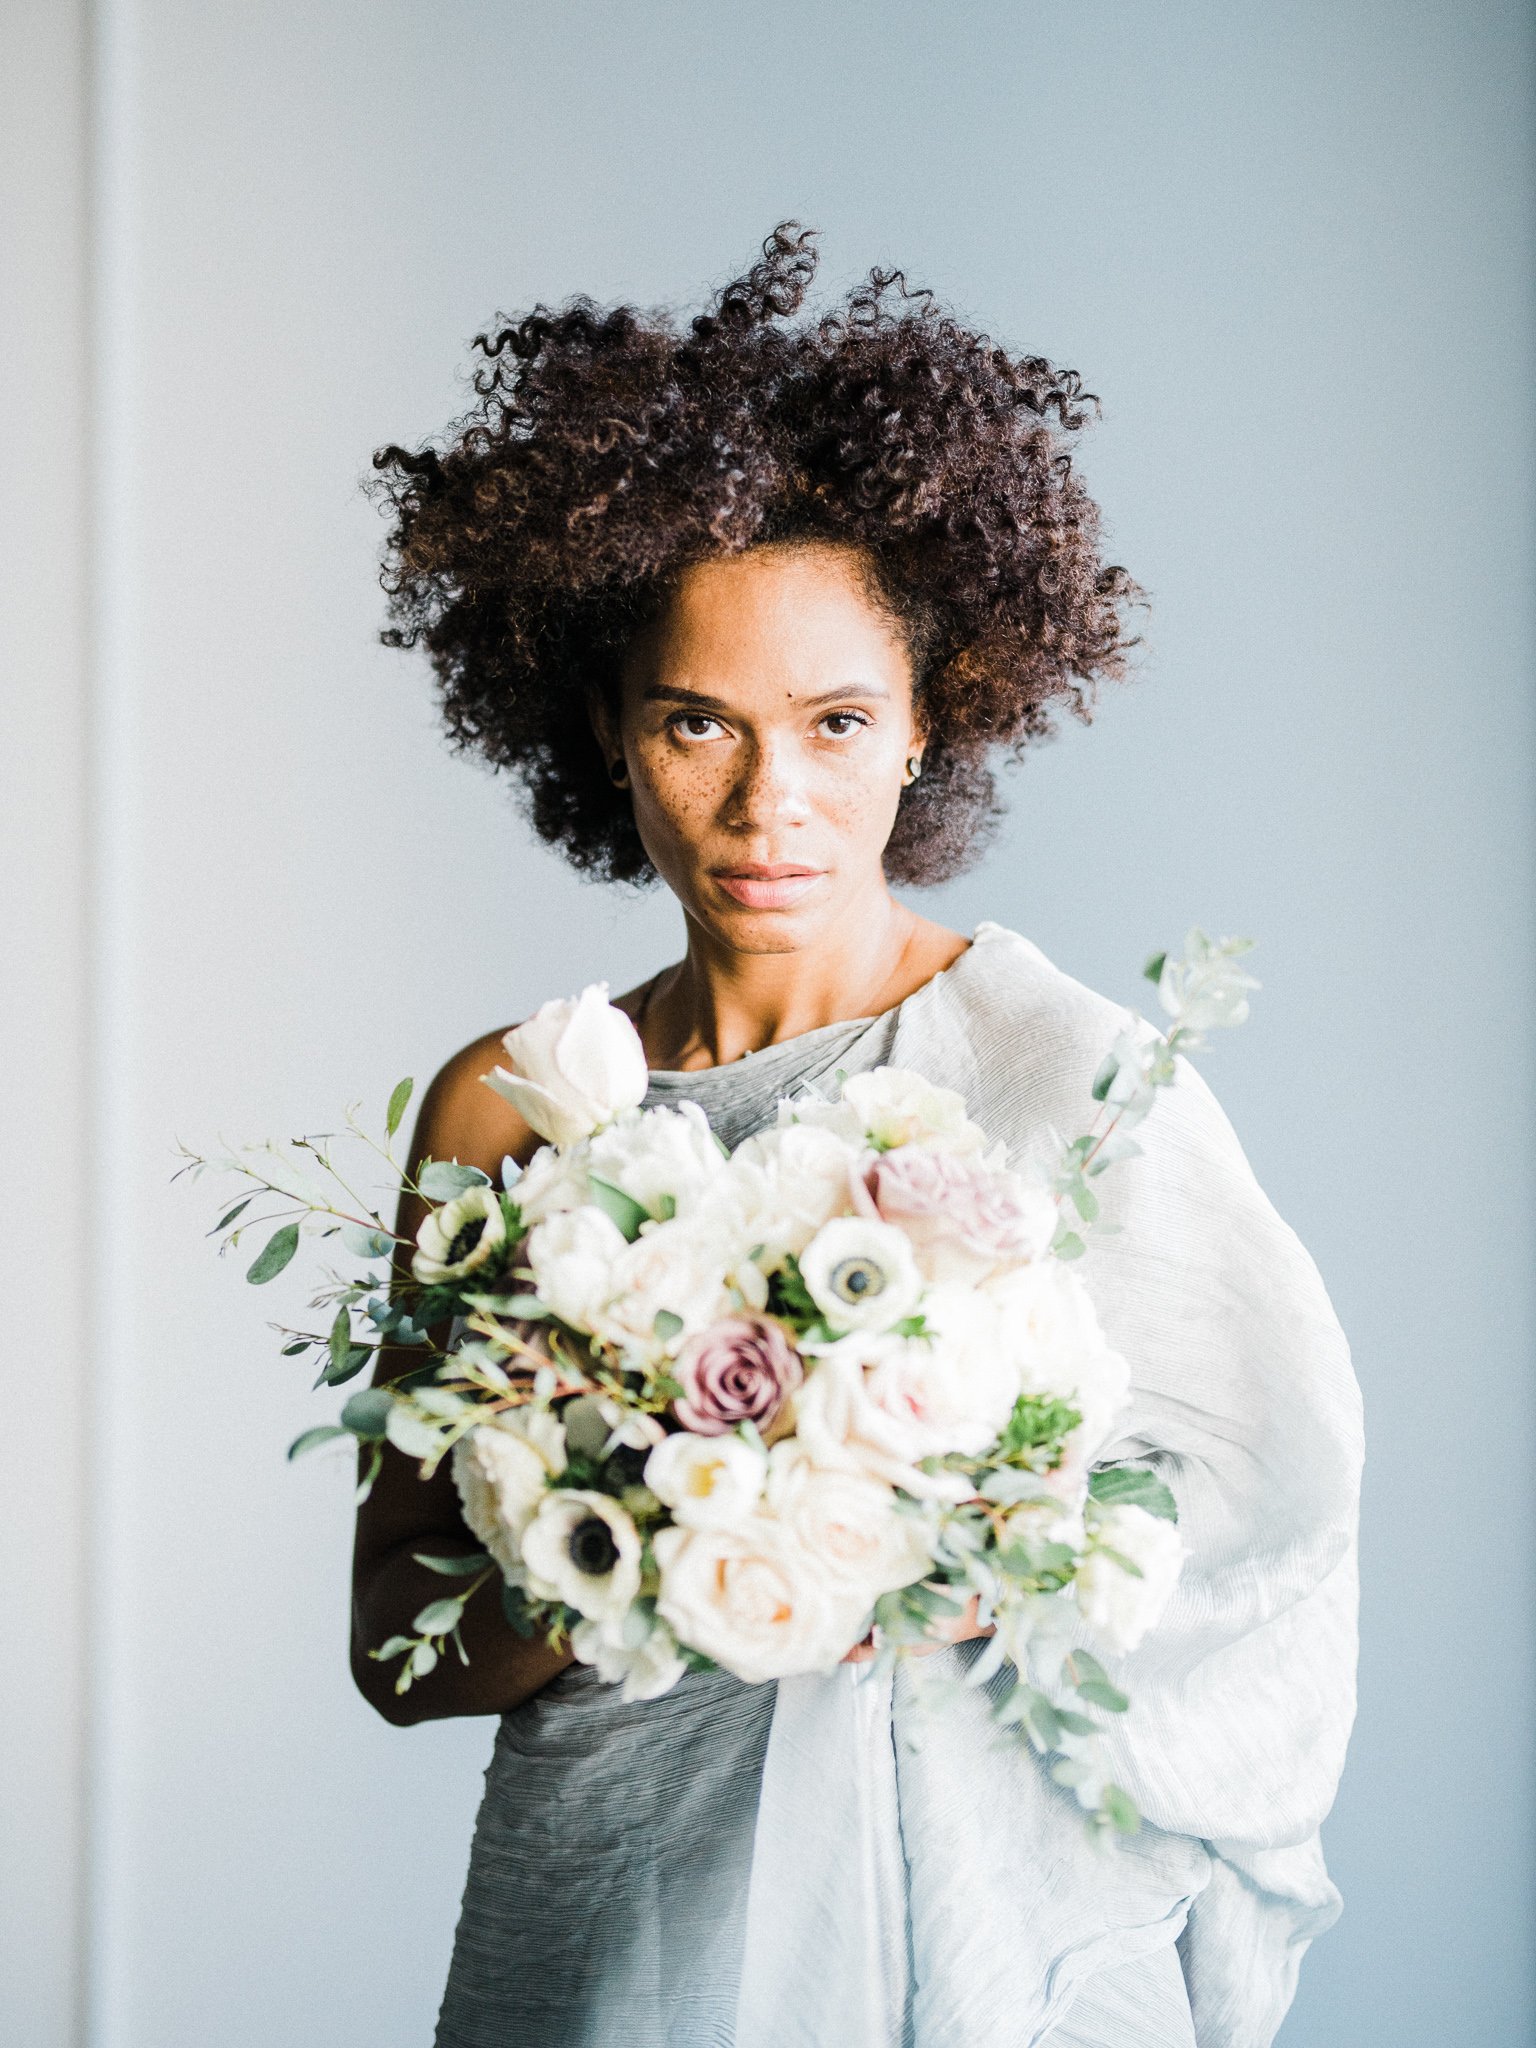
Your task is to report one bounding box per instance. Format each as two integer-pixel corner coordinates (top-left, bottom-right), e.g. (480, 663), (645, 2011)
(434, 921), (1363, 2048)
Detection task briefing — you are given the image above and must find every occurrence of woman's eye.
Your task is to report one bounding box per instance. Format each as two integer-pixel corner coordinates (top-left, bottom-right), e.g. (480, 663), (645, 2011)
(670, 713), (724, 740)
(820, 711), (870, 738)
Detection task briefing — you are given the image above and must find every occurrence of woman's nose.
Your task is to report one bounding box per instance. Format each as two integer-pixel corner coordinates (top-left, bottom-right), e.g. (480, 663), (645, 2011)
(724, 737), (813, 828)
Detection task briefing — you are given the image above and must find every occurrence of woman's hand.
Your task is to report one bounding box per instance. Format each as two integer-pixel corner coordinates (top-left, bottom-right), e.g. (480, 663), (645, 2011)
(841, 1592), (993, 1665)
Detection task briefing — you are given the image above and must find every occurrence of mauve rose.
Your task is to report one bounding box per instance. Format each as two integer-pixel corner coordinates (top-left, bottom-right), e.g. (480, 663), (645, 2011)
(672, 1314), (804, 1437)
(859, 1147), (1055, 1284)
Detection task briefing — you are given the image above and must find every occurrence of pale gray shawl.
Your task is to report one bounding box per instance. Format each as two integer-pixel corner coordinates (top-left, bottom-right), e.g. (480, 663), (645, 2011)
(434, 921), (1363, 2048)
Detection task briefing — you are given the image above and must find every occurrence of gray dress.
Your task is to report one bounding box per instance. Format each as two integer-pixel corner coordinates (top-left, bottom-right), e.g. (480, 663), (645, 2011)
(434, 924), (1362, 2048)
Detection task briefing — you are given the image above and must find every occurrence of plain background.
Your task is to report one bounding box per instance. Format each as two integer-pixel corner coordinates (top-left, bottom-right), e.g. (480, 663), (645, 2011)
(3, 3), (1532, 2044)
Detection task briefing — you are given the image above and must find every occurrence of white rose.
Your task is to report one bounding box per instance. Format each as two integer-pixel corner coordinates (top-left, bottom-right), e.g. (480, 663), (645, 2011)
(483, 982), (649, 1146)
(1075, 1502), (1186, 1655)
(589, 1212), (736, 1358)
(525, 1204), (629, 1331)
(644, 1430), (767, 1530)
(730, 1124), (864, 1261)
(653, 1517), (869, 1683)
(518, 1488), (642, 1623)
(411, 1184), (507, 1285)
(789, 1346), (968, 1502)
(587, 1102), (725, 1219)
(983, 1258), (1106, 1378)
(765, 1439), (932, 1596)
(450, 1407), (568, 1582)
(838, 1067), (987, 1155)
(570, 1609), (688, 1702)
(863, 1309), (1019, 1459)
(798, 1216), (923, 1333)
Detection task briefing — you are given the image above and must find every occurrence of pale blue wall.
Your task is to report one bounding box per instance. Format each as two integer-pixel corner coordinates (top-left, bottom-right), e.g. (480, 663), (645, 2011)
(91, 4), (1532, 2044)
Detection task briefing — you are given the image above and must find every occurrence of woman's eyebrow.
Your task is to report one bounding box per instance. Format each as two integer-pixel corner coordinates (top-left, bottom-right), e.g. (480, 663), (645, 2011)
(641, 682), (893, 710)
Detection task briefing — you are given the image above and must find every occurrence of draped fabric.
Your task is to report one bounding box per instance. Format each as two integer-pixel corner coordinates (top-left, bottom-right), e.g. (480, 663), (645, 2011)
(434, 922), (1363, 2048)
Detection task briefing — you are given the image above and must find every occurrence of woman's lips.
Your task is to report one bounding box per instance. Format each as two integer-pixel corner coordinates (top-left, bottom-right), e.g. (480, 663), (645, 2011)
(713, 868), (825, 909)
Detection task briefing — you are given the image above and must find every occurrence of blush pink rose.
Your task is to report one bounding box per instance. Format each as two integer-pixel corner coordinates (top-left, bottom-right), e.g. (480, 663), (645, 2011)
(672, 1315), (804, 1437)
(859, 1148), (1055, 1284)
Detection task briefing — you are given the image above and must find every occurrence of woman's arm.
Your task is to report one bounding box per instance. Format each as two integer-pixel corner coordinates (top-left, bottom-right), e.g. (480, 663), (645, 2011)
(349, 1030), (575, 1726)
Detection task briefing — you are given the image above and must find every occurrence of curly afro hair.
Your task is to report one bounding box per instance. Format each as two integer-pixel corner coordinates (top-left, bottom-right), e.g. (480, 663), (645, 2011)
(371, 222), (1141, 887)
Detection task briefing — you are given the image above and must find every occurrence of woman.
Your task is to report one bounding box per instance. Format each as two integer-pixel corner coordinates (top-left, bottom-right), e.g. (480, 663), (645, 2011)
(353, 225), (1363, 2047)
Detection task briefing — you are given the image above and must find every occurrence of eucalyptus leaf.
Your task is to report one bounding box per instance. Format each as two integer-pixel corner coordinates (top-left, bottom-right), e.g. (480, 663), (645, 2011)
(412, 1597), (466, 1635)
(587, 1175), (648, 1241)
(1054, 1708), (1101, 1737)
(386, 1076), (414, 1139)
(246, 1222), (299, 1285)
(385, 1405), (443, 1460)
(1051, 1230), (1085, 1261)
(287, 1424), (349, 1460)
(407, 1641), (439, 1680)
(319, 1344), (372, 1388)
(340, 1387), (394, 1440)
(1026, 1693), (1063, 1749)
(327, 1305), (352, 1371)
(653, 1308), (684, 1342)
(1102, 1783), (1140, 1834)
(1088, 1464), (1179, 1522)
(1075, 1676), (1131, 1714)
(211, 1196), (252, 1235)
(341, 1221), (394, 1261)
(280, 1339), (311, 1357)
(418, 1159), (492, 1201)
(413, 1551), (493, 1577)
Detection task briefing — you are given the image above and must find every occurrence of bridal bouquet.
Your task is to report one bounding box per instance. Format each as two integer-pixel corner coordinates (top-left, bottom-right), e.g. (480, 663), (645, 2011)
(183, 930), (1257, 1833)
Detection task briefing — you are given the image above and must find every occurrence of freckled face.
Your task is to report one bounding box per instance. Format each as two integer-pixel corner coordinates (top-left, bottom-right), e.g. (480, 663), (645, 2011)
(609, 544), (923, 948)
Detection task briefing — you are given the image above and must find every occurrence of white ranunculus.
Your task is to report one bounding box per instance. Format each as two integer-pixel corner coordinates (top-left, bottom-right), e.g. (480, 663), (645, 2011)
(1075, 1503), (1187, 1655)
(798, 1216), (923, 1333)
(765, 1439), (932, 1595)
(729, 1123), (865, 1262)
(518, 1488), (642, 1623)
(653, 1517), (869, 1684)
(586, 1102), (726, 1219)
(982, 1258), (1107, 1383)
(644, 1430), (767, 1530)
(788, 1346), (967, 1503)
(838, 1067), (987, 1156)
(411, 1184), (507, 1285)
(588, 1212), (736, 1359)
(450, 1407), (569, 1582)
(570, 1609), (688, 1701)
(978, 1261), (1133, 1464)
(483, 983), (648, 1146)
(525, 1204), (630, 1331)
(509, 1140), (594, 1227)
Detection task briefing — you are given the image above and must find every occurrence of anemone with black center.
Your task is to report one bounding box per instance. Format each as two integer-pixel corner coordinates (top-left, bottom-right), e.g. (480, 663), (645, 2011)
(445, 1218), (490, 1267)
(568, 1517), (620, 1577)
(830, 1256), (885, 1303)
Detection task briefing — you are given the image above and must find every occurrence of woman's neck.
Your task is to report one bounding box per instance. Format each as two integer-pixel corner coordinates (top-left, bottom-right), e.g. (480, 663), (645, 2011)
(631, 893), (970, 1072)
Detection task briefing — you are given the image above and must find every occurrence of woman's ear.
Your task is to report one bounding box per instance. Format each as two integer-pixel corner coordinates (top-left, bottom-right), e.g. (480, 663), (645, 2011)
(586, 689), (618, 766)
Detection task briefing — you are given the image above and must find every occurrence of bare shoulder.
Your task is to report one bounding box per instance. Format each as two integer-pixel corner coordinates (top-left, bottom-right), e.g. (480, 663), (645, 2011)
(409, 1023), (538, 1180)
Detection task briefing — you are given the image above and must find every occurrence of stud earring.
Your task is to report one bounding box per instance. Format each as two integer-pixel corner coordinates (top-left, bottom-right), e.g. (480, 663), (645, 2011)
(608, 759), (630, 789)
(905, 755), (923, 784)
